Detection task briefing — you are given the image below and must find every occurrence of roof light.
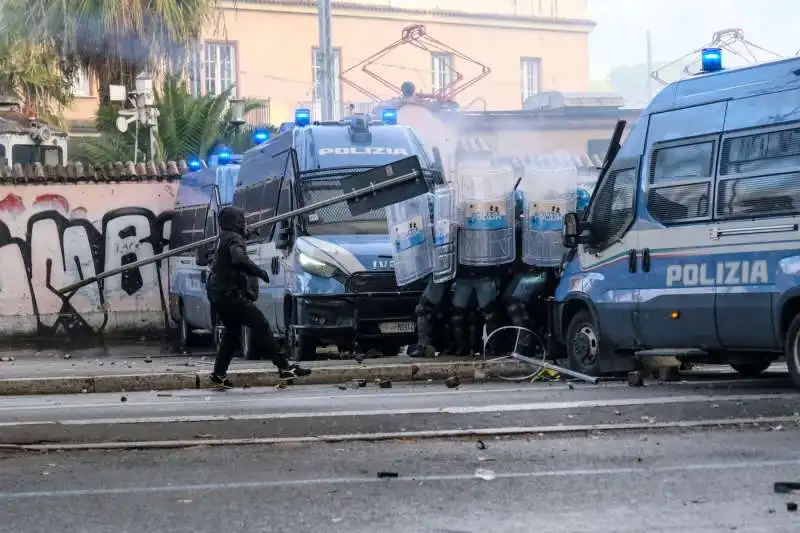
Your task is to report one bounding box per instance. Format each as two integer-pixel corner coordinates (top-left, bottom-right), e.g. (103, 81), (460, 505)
(382, 108), (397, 125)
(701, 48), (723, 73)
(187, 157), (202, 171)
(295, 108), (311, 127)
(252, 128), (270, 144)
(217, 147), (232, 165)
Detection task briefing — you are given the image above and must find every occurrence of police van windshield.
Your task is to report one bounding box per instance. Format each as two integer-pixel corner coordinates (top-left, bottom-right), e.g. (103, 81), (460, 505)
(311, 126), (428, 169)
(298, 175), (388, 236)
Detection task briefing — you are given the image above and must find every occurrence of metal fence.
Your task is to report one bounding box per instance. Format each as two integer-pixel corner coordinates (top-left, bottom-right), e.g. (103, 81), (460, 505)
(297, 100), (377, 120)
(245, 98), (271, 127)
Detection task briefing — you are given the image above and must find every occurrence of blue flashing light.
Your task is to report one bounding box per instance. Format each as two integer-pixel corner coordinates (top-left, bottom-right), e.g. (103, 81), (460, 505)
(382, 108), (398, 125)
(295, 108), (311, 127)
(252, 128), (270, 144)
(701, 48), (723, 73)
(217, 147), (232, 165)
(187, 157), (202, 171)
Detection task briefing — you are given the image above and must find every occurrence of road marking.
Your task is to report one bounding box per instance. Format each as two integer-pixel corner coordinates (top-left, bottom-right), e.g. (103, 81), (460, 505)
(37, 392), (789, 426)
(3, 415), (797, 451)
(1, 456), (798, 500)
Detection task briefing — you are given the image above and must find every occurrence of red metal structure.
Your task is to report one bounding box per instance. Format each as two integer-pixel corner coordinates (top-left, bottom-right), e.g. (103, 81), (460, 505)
(340, 24), (491, 104)
(650, 28), (783, 86)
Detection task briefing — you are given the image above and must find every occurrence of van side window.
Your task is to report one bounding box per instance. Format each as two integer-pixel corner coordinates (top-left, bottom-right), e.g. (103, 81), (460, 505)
(648, 141), (714, 224)
(717, 125), (800, 218)
(586, 167), (636, 251)
(269, 178), (293, 241)
(169, 206), (207, 251)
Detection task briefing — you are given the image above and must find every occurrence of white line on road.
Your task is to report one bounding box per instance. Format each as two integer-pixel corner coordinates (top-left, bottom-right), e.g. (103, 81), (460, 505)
(23, 392), (787, 426)
(1, 457), (798, 500)
(3, 415), (797, 451)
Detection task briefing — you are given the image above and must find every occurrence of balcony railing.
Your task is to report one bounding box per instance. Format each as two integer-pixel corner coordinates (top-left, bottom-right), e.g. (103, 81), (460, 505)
(245, 98), (271, 127)
(297, 100), (377, 121)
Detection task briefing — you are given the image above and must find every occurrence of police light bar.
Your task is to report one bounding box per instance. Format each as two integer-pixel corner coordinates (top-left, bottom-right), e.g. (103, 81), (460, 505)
(382, 108), (397, 125)
(217, 147), (232, 165)
(701, 48), (723, 72)
(187, 157), (202, 171)
(252, 128), (270, 144)
(295, 108), (311, 127)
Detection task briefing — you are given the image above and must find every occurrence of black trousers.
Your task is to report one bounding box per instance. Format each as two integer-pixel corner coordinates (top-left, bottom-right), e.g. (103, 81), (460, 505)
(213, 296), (289, 376)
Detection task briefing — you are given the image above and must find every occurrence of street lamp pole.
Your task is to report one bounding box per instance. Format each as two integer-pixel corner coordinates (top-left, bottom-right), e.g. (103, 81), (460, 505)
(317, 0), (335, 121)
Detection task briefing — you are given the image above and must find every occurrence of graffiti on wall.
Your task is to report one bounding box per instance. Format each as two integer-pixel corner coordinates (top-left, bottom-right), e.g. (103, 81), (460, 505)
(0, 182), (178, 338)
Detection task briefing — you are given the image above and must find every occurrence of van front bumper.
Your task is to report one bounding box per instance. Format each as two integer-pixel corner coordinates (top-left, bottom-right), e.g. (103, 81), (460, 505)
(294, 272), (427, 347)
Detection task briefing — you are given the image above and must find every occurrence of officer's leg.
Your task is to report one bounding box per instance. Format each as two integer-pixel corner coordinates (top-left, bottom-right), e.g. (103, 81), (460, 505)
(450, 280), (474, 356)
(475, 279), (501, 355)
(411, 280), (446, 358)
(507, 275), (545, 354)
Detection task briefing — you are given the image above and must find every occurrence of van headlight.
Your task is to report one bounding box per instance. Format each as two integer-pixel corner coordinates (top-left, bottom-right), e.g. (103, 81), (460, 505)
(297, 252), (339, 278)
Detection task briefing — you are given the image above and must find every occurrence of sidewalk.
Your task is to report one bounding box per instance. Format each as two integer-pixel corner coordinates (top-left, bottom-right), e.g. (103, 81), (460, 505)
(0, 345), (528, 396)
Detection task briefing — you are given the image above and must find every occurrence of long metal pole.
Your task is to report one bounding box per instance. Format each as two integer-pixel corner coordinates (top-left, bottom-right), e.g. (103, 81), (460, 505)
(317, 0), (335, 120)
(646, 29), (653, 100)
(57, 169), (421, 296)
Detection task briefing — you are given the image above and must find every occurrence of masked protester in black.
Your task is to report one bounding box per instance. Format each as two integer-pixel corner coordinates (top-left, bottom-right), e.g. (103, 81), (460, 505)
(209, 206), (311, 388)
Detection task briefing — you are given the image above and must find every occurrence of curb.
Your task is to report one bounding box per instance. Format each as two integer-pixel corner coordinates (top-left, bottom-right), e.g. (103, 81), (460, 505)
(0, 360), (527, 396)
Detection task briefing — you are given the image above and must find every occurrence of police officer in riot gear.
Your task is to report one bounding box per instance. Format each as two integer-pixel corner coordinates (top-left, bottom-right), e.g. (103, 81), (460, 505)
(209, 206), (311, 388)
(409, 277), (452, 358)
(449, 165), (518, 357)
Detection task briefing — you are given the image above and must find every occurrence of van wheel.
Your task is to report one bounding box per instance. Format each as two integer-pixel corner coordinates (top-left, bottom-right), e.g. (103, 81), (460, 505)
(730, 360), (772, 378)
(288, 326), (318, 362)
(242, 327), (258, 360)
(179, 311), (198, 349)
(784, 315), (800, 390)
(565, 310), (604, 376)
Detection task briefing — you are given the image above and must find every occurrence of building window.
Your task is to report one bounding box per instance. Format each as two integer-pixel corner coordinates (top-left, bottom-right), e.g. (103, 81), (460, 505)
(312, 47), (342, 118)
(188, 42), (237, 97)
(431, 52), (453, 94)
(72, 66), (91, 97)
(521, 58), (541, 103)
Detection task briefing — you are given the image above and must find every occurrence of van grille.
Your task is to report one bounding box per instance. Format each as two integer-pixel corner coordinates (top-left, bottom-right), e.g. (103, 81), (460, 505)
(345, 272), (427, 293)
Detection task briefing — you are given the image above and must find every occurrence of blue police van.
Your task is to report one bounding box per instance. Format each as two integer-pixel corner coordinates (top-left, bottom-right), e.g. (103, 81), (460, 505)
(233, 109), (444, 361)
(167, 152), (242, 349)
(557, 51), (800, 389)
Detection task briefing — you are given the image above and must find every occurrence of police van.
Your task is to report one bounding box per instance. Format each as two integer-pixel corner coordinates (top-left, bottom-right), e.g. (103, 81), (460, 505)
(234, 109), (444, 361)
(557, 51), (800, 389)
(167, 152), (241, 349)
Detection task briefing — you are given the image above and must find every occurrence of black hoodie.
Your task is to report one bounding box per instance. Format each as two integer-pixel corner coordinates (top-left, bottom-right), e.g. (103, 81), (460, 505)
(211, 206), (269, 301)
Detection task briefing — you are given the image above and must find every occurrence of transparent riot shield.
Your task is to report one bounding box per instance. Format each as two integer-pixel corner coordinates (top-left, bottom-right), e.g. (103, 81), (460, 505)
(522, 156), (578, 267)
(432, 184), (457, 283)
(457, 165), (517, 267)
(386, 193), (434, 286)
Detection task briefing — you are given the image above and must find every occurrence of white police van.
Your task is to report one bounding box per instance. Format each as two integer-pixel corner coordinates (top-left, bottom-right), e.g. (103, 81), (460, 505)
(557, 50), (800, 389)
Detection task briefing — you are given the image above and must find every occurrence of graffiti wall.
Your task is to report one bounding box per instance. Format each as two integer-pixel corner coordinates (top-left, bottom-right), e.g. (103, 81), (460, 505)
(0, 181), (178, 339)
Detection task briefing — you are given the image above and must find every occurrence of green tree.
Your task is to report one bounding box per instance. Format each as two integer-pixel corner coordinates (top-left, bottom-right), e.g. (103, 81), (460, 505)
(2, 0), (222, 104)
(70, 75), (268, 164)
(0, 39), (73, 126)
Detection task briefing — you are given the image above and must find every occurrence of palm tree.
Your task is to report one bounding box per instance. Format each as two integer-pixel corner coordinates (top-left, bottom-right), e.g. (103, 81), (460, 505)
(70, 75), (268, 164)
(0, 39), (73, 127)
(2, 0), (223, 104)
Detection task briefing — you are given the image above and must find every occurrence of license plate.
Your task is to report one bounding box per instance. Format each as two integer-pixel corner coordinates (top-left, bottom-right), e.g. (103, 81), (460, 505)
(379, 321), (415, 334)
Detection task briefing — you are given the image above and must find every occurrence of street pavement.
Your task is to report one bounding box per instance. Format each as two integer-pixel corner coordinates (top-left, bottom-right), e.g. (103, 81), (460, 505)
(0, 367), (796, 446)
(1, 425), (799, 532)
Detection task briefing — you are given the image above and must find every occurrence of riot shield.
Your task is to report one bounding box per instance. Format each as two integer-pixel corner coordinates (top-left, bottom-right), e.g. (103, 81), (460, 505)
(456, 165), (517, 267)
(432, 183), (457, 283)
(386, 193), (434, 286)
(521, 155), (578, 267)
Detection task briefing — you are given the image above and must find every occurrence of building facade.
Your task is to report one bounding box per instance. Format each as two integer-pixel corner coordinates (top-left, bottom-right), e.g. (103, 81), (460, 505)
(65, 0), (594, 130)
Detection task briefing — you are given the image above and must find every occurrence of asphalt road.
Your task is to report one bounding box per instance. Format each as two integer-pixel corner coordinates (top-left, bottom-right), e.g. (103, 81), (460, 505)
(0, 368), (796, 446)
(1, 427), (799, 533)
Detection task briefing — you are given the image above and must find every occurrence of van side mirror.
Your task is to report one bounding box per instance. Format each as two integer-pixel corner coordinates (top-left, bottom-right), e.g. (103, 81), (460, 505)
(562, 212), (581, 249)
(275, 221), (292, 251)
